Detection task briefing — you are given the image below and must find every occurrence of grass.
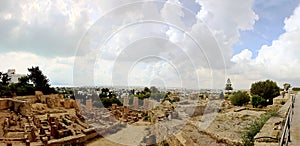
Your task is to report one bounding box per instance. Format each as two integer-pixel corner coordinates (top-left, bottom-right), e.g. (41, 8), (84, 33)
(241, 110), (279, 146)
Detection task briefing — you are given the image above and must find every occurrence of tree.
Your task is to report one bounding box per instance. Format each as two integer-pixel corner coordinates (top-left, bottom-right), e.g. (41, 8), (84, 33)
(144, 87), (151, 93)
(28, 66), (52, 94)
(283, 83), (291, 92)
(225, 78), (233, 94)
(230, 91), (250, 106)
(250, 80), (280, 105)
(150, 86), (159, 93)
(0, 73), (11, 86)
(0, 72), (12, 97)
(18, 76), (30, 85)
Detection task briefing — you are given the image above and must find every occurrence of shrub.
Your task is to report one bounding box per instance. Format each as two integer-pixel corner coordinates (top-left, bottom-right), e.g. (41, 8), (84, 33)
(230, 91), (250, 106)
(250, 80), (280, 105)
(100, 97), (122, 108)
(224, 94), (229, 99)
(251, 95), (266, 108)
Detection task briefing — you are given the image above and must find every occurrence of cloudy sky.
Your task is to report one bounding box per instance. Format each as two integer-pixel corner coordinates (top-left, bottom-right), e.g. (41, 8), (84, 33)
(0, 0), (300, 89)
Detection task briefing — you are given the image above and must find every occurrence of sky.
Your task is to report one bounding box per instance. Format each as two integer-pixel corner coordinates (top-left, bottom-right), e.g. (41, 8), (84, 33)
(0, 0), (300, 89)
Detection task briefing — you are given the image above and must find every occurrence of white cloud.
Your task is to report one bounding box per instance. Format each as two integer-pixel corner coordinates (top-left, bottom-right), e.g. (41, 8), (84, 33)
(231, 49), (253, 63)
(229, 5), (300, 88)
(0, 52), (74, 86)
(284, 5), (300, 32)
(0, 0), (262, 89)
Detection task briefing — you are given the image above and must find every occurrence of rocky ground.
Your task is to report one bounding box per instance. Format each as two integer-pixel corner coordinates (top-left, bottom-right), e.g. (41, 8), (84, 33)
(86, 99), (283, 146)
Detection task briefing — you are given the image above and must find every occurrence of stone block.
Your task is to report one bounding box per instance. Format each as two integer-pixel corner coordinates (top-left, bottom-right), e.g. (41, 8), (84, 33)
(133, 97), (139, 110)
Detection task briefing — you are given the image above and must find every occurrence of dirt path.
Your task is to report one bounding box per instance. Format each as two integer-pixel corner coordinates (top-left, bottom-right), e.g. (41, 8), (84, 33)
(86, 125), (147, 146)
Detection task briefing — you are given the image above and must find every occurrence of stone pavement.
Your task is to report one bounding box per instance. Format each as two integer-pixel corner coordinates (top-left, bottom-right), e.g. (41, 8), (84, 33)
(290, 92), (300, 146)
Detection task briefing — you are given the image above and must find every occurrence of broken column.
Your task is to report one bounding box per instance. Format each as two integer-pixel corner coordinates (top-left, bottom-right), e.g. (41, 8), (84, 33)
(123, 96), (129, 106)
(143, 98), (149, 110)
(86, 99), (92, 110)
(112, 103), (117, 110)
(148, 100), (153, 110)
(123, 106), (129, 115)
(133, 97), (139, 110)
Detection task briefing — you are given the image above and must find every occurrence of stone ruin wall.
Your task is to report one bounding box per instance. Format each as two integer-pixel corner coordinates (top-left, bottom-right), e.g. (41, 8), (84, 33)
(0, 99), (31, 116)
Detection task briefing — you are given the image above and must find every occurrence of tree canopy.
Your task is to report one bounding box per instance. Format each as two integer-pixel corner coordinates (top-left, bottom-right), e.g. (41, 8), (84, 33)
(283, 83), (291, 92)
(28, 66), (53, 94)
(250, 80), (280, 105)
(0, 73), (11, 86)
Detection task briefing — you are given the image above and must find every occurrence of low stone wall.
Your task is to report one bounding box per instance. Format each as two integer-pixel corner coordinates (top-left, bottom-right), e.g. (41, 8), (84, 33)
(0, 98), (31, 116)
(47, 130), (101, 145)
(0, 98), (13, 110)
(254, 94), (292, 145)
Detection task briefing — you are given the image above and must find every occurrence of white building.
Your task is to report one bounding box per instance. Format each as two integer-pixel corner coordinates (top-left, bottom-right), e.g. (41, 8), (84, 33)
(7, 69), (26, 84)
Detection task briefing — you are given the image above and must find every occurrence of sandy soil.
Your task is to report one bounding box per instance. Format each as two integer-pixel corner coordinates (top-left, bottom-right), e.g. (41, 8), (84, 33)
(86, 124), (148, 146)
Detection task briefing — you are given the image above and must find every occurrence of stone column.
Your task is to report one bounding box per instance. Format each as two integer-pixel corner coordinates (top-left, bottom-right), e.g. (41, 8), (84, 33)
(112, 103), (117, 110)
(133, 97), (139, 110)
(123, 96), (129, 106)
(86, 99), (92, 110)
(143, 98), (149, 110)
(148, 100), (153, 110)
(123, 106), (129, 115)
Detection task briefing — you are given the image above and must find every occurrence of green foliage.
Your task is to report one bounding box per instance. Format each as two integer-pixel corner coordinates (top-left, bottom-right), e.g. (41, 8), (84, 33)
(0, 67), (57, 97)
(136, 92), (151, 100)
(28, 66), (54, 94)
(150, 92), (166, 102)
(251, 95), (266, 108)
(0, 72), (12, 97)
(9, 83), (35, 96)
(0, 73), (11, 86)
(150, 86), (159, 93)
(283, 83), (291, 91)
(0, 85), (12, 97)
(144, 87), (150, 93)
(250, 80), (280, 105)
(224, 94), (229, 99)
(230, 91), (250, 106)
(100, 97), (122, 108)
(225, 86), (233, 91)
(99, 93), (107, 98)
(292, 87), (300, 91)
(242, 110), (279, 146)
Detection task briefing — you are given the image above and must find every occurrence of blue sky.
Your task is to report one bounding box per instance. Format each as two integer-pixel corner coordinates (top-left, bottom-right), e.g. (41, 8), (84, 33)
(233, 0), (300, 57)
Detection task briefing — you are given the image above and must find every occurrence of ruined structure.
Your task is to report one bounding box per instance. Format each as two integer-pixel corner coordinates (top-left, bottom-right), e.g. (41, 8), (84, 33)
(0, 92), (107, 145)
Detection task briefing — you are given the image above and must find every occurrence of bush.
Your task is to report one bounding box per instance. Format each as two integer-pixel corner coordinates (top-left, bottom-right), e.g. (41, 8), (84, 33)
(230, 91), (250, 106)
(251, 95), (266, 108)
(224, 94), (229, 99)
(250, 80), (280, 105)
(100, 97), (122, 108)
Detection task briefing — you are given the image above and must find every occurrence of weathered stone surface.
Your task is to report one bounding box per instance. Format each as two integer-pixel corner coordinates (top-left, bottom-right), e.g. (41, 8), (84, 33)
(273, 93), (290, 105)
(86, 99), (92, 110)
(133, 97), (139, 110)
(254, 94), (291, 144)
